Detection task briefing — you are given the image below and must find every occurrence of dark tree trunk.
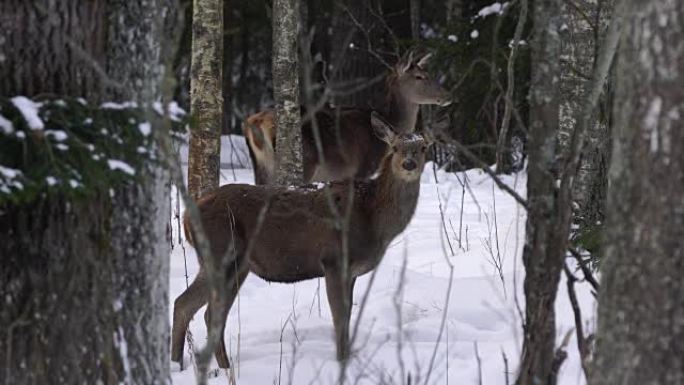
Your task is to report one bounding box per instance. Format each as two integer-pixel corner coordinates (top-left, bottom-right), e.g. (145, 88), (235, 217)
(0, 1), (173, 384)
(0, 0), (108, 101)
(515, 0), (564, 383)
(590, 2), (684, 384)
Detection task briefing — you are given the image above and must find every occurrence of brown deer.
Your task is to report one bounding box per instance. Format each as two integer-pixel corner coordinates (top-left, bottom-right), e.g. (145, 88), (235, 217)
(172, 113), (432, 369)
(244, 50), (450, 185)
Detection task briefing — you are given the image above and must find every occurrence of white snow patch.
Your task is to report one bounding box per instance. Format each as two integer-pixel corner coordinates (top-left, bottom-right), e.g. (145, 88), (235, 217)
(477, 2), (507, 17)
(107, 159), (136, 176)
(168, 101), (186, 122)
(0, 114), (14, 134)
(138, 122), (152, 137)
(45, 130), (68, 141)
(46, 176), (58, 186)
(153, 101), (164, 115)
(470, 30), (480, 39)
(69, 179), (81, 188)
(101, 101), (138, 110)
(15, 131), (25, 139)
(0, 165), (22, 179)
(55, 143), (69, 151)
(447, 34), (458, 42)
(11, 96), (44, 130)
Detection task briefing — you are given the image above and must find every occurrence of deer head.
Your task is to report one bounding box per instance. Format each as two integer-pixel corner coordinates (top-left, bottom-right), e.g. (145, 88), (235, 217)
(392, 50), (452, 107)
(371, 112), (433, 182)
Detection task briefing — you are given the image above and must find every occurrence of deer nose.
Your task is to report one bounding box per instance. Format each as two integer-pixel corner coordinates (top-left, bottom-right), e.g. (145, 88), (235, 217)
(402, 159), (417, 171)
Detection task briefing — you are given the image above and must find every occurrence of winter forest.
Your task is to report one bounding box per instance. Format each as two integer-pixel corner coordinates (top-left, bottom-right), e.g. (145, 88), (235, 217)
(1, 0), (683, 384)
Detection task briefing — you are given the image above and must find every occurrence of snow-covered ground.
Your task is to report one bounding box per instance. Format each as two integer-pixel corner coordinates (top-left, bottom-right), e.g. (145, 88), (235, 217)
(170, 138), (595, 385)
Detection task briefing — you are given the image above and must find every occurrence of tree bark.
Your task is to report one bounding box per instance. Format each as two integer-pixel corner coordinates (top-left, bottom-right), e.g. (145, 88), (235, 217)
(0, 1), (173, 384)
(515, 0), (564, 383)
(559, 0), (613, 232)
(0, 0), (108, 101)
(187, 0), (223, 198)
(590, 2), (684, 384)
(272, 0), (304, 185)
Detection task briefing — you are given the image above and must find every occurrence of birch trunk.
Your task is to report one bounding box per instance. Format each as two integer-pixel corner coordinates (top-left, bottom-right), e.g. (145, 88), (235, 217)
(272, 0), (304, 186)
(0, 1), (173, 383)
(515, 0), (564, 383)
(188, 0), (223, 198)
(590, 2), (684, 384)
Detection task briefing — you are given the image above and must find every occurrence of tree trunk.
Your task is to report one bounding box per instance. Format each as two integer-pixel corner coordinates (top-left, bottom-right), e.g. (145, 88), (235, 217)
(515, 0), (564, 383)
(590, 2), (684, 384)
(0, 0), (108, 101)
(187, 0), (223, 199)
(0, 1), (173, 384)
(559, 0), (612, 234)
(272, 0), (304, 185)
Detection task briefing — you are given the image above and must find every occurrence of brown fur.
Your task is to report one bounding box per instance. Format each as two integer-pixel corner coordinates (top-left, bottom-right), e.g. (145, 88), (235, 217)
(171, 115), (432, 368)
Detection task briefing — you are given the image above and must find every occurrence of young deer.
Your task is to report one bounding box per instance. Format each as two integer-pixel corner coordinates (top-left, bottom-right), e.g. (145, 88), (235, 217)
(172, 113), (432, 368)
(244, 50), (450, 184)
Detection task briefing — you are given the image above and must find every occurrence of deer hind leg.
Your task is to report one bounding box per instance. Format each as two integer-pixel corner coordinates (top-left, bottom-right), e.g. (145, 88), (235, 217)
(203, 261), (250, 369)
(323, 263), (357, 362)
(172, 269), (209, 369)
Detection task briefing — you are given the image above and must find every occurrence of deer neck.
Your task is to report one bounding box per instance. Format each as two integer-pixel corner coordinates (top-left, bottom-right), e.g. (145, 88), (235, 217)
(370, 156), (421, 241)
(386, 90), (419, 134)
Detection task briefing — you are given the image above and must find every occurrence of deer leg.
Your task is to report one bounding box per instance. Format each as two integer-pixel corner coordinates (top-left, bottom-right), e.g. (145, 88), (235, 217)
(203, 266), (249, 369)
(323, 264), (354, 362)
(172, 270), (209, 370)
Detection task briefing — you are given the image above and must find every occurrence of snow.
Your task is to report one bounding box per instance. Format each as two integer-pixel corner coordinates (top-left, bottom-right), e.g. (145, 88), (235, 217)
(169, 155), (595, 384)
(177, 134), (253, 169)
(0, 114), (14, 134)
(168, 101), (187, 122)
(101, 101), (138, 110)
(107, 159), (136, 176)
(45, 130), (68, 141)
(11, 96), (44, 130)
(138, 122), (152, 137)
(46, 176), (58, 186)
(447, 35), (458, 43)
(477, 2), (507, 18)
(470, 30), (480, 39)
(0, 165), (21, 179)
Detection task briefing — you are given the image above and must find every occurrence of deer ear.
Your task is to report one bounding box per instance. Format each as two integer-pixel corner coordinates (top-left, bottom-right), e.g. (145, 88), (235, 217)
(416, 52), (433, 69)
(371, 112), (396, 144)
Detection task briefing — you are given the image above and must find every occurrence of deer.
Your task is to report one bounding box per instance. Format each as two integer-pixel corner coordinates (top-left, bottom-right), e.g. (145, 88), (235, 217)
(243, 50), (451, 185)
(172, 112), (433, 369)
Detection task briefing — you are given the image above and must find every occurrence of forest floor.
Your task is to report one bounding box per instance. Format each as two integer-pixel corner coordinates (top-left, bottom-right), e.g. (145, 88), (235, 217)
(170, 137), (595, 385)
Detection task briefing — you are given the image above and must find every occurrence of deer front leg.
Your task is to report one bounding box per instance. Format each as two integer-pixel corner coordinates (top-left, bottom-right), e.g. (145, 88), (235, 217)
(323, 263), (356, 362)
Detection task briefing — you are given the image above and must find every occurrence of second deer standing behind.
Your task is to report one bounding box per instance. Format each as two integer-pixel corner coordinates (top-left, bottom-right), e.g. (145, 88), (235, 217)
(244, 50), (451, 184)
(172, 112), (433, 369)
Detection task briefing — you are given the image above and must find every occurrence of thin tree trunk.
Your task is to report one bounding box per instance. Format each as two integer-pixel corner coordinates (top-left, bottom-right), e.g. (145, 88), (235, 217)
(515, 0), (563, 383)
(222, 0), (234, 135)
(590, 2), (684, 384)
(272, 0), (304, 185)
(187, 0), (223, 198)
(0, 1), (174, 384)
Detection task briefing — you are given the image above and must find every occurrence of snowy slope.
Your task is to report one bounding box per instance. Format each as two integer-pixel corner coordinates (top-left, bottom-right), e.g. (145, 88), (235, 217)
(169, 138), (595, 385)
